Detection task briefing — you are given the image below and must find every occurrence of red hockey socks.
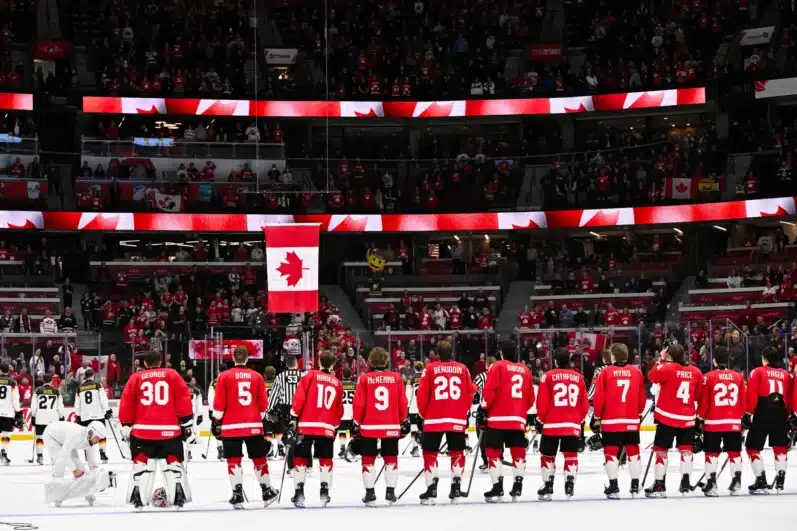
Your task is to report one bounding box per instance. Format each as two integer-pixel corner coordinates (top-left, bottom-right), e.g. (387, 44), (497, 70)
(653, 445), (668, 480)
(383, 455), (399, 488)
(423, 450), (439, 486)
(773, 446), (788, 474)
(449, 450), (466, 479)
(318, 456), (333, 486)
(510, 446), (526, 478)
(603, 445), (620, 480)
(486, 447), (503, 484)
(563, 451), (578, 478)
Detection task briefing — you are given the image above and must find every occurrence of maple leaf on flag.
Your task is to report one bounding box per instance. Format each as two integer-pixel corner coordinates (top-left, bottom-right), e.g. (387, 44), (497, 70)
(676, 182), (688, 193)
(760, 206), (789, 217)
(276, 251), (305, 286)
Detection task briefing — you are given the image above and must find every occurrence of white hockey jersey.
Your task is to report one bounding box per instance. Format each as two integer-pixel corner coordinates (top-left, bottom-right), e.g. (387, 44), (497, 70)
(190, 386), (202, 422)
(44, 421), (98, 477)
(341, 379), (356, 421)
(0, 374), (21, 419)
(75, 380), (109, 421)
(207, 379), (217, 413)
(39, 316), (58, 334)
(31, 385), (65, 425)
(406, 376), (421, 415)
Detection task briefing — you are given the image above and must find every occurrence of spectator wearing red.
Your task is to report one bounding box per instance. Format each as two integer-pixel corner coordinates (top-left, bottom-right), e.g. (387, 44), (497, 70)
(123, 318), (137, 345)
(106, 353), (120, 384)
(618, 308), (634, 326)
(478, 308), (494, 330)
(518, 304), (532, 328)
(419, 306), (433, 330)
(780, 274), (794, 301)
(579, 271), (594, 293)
(9, 157), (24, 177)
(740, 301), (757, 329)
(605, 303), (619, 326)
(193, 240), (208, 260)
(449, 304), (462, 329)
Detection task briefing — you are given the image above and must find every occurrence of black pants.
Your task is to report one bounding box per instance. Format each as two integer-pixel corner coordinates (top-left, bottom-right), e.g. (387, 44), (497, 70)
(359, 437), (400, 457)
(222, 435), (269, 459)
(746, 415), (788, 451)
(704, 431), (743, 453)
(421, 431), (467, 452)
(476, 427), (488, 464)
(653, 423), (695, 449)
(485, 428), (527, 450)
(294, 435), (334, 460)
(539, 435), (581, 456)
(129, 436), (184, 461)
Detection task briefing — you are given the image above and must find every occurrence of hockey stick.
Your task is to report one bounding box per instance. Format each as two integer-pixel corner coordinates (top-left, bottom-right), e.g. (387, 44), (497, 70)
(201, 433), (213, 460)
(277, 449), (290, 503)
(397, 437), (449, 500)
(108, 419), (128, 460)
(462, 432), (484, 498)
(26, 437), (36, 464)
(641, 447), (655, 489)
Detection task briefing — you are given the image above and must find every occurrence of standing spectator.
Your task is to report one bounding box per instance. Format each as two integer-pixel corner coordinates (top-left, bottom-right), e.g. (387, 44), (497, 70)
(76, 360), (91, 383)
(62, 278), (73, 310)
(29, 349), (45, 377)
(14, 307), (32, 332)
(106, 353), (120, 384)
(58, 307), (77, 332)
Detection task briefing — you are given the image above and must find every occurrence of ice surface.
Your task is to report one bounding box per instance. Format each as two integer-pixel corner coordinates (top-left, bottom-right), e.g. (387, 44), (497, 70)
(1, 434), (795, 531)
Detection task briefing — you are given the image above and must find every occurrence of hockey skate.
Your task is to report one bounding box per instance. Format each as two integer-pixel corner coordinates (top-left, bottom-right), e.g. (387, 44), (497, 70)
(537, 479), (554, 501)
(261, 484), (279, 507)
(478, 463), (488, 474)
(385, 487), (397, 506)
(129, 485), (144, 510)
(419, 478), (438, 505)
(678, 474), (692, 495)
(36, 454), (44, 466)
(728, 471), (742, 496)
(100, 449), (109, 464)
(411, 446), (420, 458)
(564, 475), (575, 499)
(644, 479), (667, 498)
(291, 483), (306, 508)
(449, 477), (462, 503)
(173, 483), (186, 509)
(604, 479), (620, 500)
(630, 479), (640, 497)
(484, 477), (504, 503)
(509, 477), (523, 501)
(1, 449), (10, 466)
(749, 474), (770, 495)
(775, 471), (786, 492)
(702, 473), (718, 497)
(362, 488), (377, 507)
(229, 485), (245, 509)
(217, 447), (225, 461)
(320, 482), (331, 508)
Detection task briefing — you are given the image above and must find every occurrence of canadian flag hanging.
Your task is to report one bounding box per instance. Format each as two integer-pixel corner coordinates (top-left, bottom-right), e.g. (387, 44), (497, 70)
(567, 331), (608, 364)
(665, 177), (697, 200)
(265, 223), (320, 313)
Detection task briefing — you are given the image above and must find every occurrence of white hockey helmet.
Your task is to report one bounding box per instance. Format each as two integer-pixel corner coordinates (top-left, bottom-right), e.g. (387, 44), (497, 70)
(87, 421), (107, 443)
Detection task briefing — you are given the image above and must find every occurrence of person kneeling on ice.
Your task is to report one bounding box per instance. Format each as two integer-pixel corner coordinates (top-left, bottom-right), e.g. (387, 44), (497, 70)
(43, 420), (115, 507)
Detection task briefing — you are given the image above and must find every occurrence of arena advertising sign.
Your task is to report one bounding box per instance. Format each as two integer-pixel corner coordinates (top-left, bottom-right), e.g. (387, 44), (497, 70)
(188, 338), (264, 361)
(263, 48), (299, 65)
(0, 93), (33, 111)
(755, 77), (797, 99)
(82, 88), (706, 118)
(1, 196), (795, 233)
(740, 26), (775, 46)
(528, 44), (563, 61)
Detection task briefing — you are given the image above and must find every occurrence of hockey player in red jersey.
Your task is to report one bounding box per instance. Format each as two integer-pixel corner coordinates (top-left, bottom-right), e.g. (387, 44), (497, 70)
(645, 342), (702, 497)
(212, 346), (279, 508)
(352, 347), (409, 506)
(118, 350), (195, 510)
(286, 351), (344, 508)
(416, 341), (474, 504)
(535, 347), (589, 500)
(744, 346), (792, 493)
(696, 346), (746, 496)
(477, 344), (534, 502)
(591, 343), (646, 498)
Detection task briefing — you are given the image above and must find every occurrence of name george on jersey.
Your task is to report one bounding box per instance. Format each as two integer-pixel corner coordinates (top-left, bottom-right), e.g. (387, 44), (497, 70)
(141, 371), (166, 380)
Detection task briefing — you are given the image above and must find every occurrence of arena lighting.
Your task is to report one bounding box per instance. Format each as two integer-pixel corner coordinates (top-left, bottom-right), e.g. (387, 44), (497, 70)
(779, 221), (795, 226)
(674, 228), (683, 235)
(713, 225), (727, 232)
(589, 231), (601, 238)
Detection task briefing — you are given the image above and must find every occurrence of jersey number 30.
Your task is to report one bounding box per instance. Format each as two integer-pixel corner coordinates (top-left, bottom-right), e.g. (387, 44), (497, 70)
(141, 381), (169, 406)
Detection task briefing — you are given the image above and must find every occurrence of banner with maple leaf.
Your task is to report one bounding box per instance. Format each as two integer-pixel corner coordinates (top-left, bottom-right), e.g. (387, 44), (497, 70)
(264, 223), (320, 313)
(665, 177), (697, 200)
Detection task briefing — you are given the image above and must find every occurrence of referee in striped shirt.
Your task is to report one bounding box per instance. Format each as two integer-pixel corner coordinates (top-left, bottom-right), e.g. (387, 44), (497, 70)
(473, 357), (494, 470)
(269, 356), (302, 467)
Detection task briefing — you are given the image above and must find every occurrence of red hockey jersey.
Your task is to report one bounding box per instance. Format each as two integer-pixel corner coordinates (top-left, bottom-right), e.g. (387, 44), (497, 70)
(417, 361), (474, 432)
(745, 366), (792, 416)
(537, 368), (589, 436)
(213, 366), (268, 437)
(290, 370), (344, 438)
(648, 361), (702, 428)
(119, 368), (193, 440)
(353, 370), (408, 438)
(481, 360), (535, 431)
(592, 364), (646, 432)
(698, 368), (745, 432)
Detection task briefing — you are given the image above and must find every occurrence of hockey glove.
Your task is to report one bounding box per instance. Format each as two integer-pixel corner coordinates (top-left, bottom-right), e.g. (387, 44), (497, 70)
(196, 415), (203, 427)
(534, 417), (544, 434)
(182, 426), (197, 444)
(351, 423), (362, 440)
(527, 413), (537, 429)
(282, 416), (298, 447)
(742, 413), (753, 431)
(790, 413), (797, 431)
(589, 416), (601, 434)
(120, 424), (132, 442)
(105, 410), (113, 420)
(400, 418), (411, 438)
(695, 417), (704, 435)
(475, 407), (488, 430)
(210, 418), (223, 438)
(13, 411), (23, 431)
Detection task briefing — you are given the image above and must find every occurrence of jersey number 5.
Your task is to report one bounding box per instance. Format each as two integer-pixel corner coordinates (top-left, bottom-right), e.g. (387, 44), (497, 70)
(141, 381), (169, 406)
(238, 382), (252, 406)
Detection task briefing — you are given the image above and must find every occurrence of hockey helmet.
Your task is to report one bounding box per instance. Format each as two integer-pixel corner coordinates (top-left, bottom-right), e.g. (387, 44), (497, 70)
(587, 434), (603, 452)
(152, 487), (169, 508)
(87, 421), (107, 443)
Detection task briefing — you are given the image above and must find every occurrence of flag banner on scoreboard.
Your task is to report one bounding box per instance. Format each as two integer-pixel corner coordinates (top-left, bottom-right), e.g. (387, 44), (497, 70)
(188, 338), (264, 361)
(265, 223), (320, 313)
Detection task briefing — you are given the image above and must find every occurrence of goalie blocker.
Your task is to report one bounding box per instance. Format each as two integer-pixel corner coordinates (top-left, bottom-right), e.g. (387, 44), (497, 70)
(118, 350), (196, 510)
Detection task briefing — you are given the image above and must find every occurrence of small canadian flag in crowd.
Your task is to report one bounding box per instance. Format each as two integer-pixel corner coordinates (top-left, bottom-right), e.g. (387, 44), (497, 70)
(665, 177), (697, 200)
(264, 223), (320, 313)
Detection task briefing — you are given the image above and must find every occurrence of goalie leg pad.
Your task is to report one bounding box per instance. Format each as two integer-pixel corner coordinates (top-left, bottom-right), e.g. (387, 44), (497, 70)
(127, 458), (157, 506)
(163, 459), (192, 504)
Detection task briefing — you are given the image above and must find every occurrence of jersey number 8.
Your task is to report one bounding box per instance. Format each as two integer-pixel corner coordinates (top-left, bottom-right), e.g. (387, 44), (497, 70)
(141, 381), (169, 406)
(0, 386), (7, 400)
